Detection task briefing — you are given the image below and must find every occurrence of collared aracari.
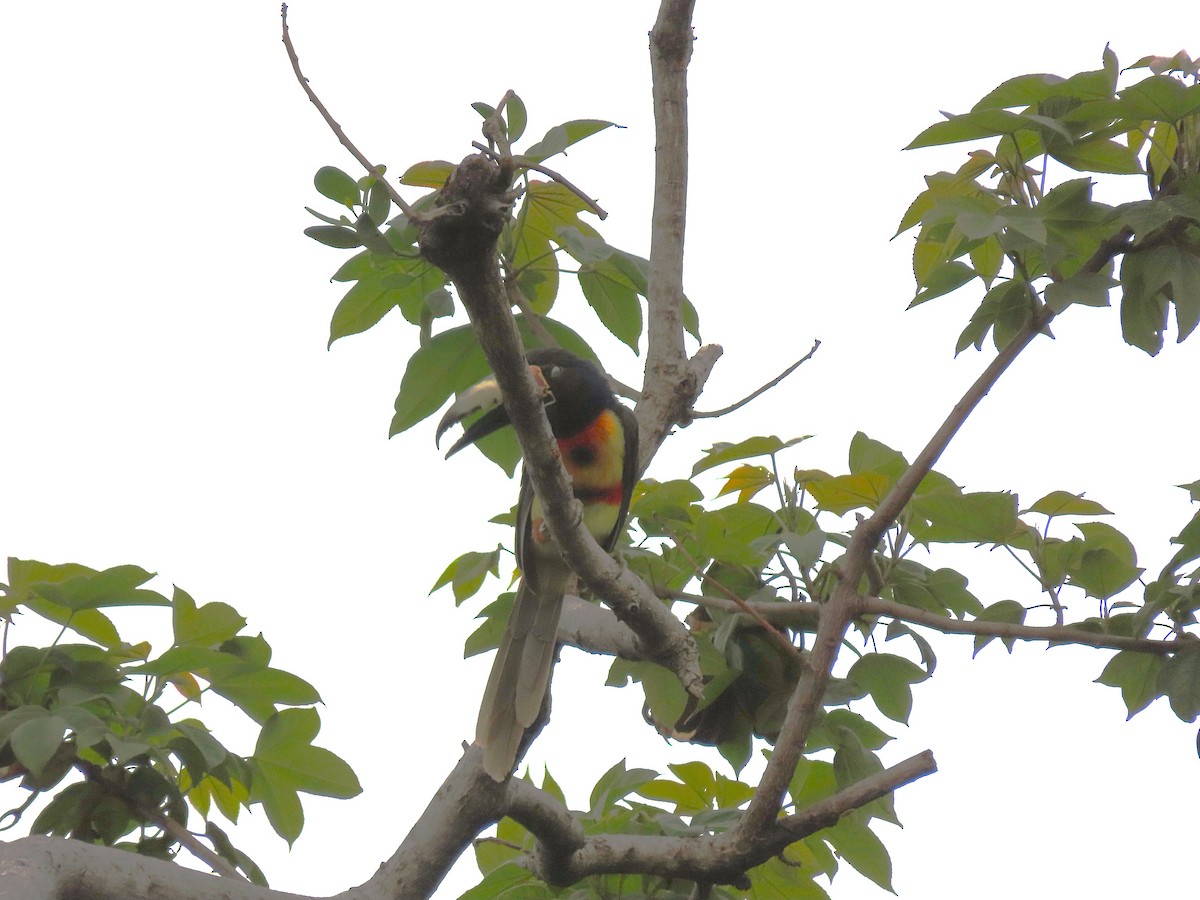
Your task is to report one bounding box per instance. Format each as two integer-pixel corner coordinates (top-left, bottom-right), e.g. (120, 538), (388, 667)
(436, 348), (638, 781)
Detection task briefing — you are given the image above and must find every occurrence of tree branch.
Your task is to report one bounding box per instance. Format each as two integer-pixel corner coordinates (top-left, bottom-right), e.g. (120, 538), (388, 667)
(692, 340), (821, 418)
(736, 220), (1143, 839)
(558, 595), (645, 659)
(672, 592), (1186, 655)
(0, 836), (307, 900)
(506, 751), (936, 886)
(471, 141), (609, 219)
(638, 0), (699, 468)
(353, 745), (507, 899)
(416, 153), (702, 699)
(280, 4), (414, 217)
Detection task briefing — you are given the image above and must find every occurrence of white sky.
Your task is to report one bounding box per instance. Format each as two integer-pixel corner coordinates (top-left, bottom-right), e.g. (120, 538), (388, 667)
(2, 2), (1197, 898)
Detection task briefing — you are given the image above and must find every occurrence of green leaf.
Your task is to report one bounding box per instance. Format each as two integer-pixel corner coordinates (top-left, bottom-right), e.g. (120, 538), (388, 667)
(314, 166), (360, 207)
(789, 757), (838, 808)
(1026, 490), (1112, 517)
(694, 504), (778, 568)
(847, 654), (928, 724)
(1096, 651), (1163, 718)
(608, 660), (687, 731)
(1045, 269), (1117, 313)
(1177, 479), (1200, 503)
(172, 587), (246, 648)
(328, 258), (447, 346)
(906, 109), (1031, 150)
(692, 436), (810, 477)
(505, 93), (527, 143)
(1070, 522), (1142, 600)
(588, 759), (657, 815)
(430, 549), (501, 605)
(522, 119), (618, 163)
(304, 225), (362, 249)
(973, 600), (1027, 655)
(578, 257), (644, 351)
(209, 665), (321, 723)
(251, 709), (361, 845)
(1155, 647), (1200, 722)
(1120, 245), (1172, 355)
(807, 473), (890, 515)
(129, 646), (234, 676)
(745, 857), (831, 899)
(459, 863), (538, 900)
(398, 159), (454, 189)
(911, 491), (1020, 544)
(10, 715), (67, 779)
(848, 433), (909, 480)
(826, 816), (894, 892)
(28, 564), (162, 612)
(1051, 137), (1143, 175)
(910, 260), (975, 307)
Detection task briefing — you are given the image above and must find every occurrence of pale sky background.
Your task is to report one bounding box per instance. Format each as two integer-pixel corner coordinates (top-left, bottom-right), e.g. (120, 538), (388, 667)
(2, 2), (1197, 898)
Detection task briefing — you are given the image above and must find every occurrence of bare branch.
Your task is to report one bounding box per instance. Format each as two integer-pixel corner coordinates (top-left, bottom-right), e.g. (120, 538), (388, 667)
(280, 4), (414, 217)
(864, 595), (1185, 654)
(664, 526), (804, 665)
(672, 592), (1185, 655)
(638, 0), (699, 466)
(504, 275), (561, 349)
(140, 805), (244, 881)
(692, 340), (820, 418)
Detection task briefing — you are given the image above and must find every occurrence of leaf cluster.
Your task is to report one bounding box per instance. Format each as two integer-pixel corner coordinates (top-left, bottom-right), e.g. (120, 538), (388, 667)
(305, 94), (702, 473)
(899, 49), (1200, 356)
(0, 558), (360, 883)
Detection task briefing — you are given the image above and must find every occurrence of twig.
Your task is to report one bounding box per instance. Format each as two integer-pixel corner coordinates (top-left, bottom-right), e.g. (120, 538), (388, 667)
(661, 529), (804, 666)
(471, 141), (609, 219)
(692, 340), (821, 418)
(865, 596), (1184, 654)
(504, 275), (560, 348)
(140, 806), (244, 881)
(280, 4), (414, 217)
(669, 591), (1186, 655)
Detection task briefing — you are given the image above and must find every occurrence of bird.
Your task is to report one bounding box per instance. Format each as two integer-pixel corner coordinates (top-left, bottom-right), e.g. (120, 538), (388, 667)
(436, 348), (638, 781)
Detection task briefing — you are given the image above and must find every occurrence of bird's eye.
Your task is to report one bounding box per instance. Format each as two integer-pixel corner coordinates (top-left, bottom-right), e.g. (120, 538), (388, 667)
(549, 365), (562, 379)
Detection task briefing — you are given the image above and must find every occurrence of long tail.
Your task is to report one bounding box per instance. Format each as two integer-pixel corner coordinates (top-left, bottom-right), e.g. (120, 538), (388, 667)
(475, 570), (569, 781)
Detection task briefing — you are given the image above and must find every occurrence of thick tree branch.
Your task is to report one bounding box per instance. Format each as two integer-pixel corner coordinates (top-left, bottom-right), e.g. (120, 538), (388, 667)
(416, 153), (702, 699)
(558, 595), (645, 659)
(504, 751), (935, 886)
(0, 835), (308, 900)
(352, 745), (507, 899)
(638, 0), (700, 467)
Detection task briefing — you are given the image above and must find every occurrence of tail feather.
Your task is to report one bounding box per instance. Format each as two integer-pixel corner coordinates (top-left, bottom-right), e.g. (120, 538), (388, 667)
(475, 570), (568, 781)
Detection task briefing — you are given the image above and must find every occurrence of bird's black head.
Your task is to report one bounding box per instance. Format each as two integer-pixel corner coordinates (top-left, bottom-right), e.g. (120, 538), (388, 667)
(436, 348), (615, 457)
(525, 349), (615, 439)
